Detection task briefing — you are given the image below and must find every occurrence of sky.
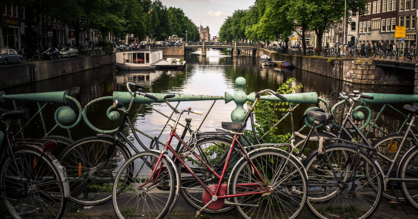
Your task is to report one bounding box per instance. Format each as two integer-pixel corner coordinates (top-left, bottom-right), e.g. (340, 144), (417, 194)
(160, 0), (255, 38)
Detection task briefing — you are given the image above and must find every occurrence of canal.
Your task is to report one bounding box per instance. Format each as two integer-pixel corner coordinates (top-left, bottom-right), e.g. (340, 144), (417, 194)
(1, 49), (414, 153)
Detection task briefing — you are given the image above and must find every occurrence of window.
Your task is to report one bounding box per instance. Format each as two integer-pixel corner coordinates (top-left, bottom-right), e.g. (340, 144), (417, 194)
(364, 21), (367, 32)
(406, 15), (410, 28)
(20, 7), (25, 19)
(387, 18), (391, 31)
(9, 4), (12, 16)
(377, 0), (381, 12)
(368, 2), (372, 14)
(401, 0), (404, 10)
(15, 5), (17, 17)
(392, 17), (396, 31)
(367, 21), (371, 32)
(412, 15), (416, 28)
(392, 0), (396, 10)
(372, 20), (381, 29)
(3, 4), (7, 15)
(388, 0), (392, 10)
(406, 0), (410, 10)
(360, 22), (363, 33)
(400, 16), (404, 26)
(373, 1), (377, 13)
(382, 19), (386, 31)
(383, 0), (387, 11)
(351, 22), (356, 31)
(413, 0), (416, 9)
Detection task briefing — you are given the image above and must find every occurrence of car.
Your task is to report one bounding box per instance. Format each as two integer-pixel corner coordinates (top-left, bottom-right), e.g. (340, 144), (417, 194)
(60, 47), (79, 57)
(139, 41), (147, 45)
(41, 47), (61, 60)
(155, 41), (165, 46)
(0, 49), (23, 64)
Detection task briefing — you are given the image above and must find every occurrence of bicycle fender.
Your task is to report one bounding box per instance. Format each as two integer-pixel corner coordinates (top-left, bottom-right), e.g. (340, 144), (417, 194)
(51, 159), (70, 198)
(227, 145), (306, 196)
(397, 145), (416, 180)
(149, 149), (181, 213)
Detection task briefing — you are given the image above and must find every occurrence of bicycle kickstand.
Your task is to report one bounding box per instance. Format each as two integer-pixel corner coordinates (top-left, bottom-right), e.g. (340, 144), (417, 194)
(392, 184), (408, 215)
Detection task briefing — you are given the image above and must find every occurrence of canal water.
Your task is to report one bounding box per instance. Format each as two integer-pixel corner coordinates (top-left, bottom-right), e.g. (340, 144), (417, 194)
(1, 49), (414, 154)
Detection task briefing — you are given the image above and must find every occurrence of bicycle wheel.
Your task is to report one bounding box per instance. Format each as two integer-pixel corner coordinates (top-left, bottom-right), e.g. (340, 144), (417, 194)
(400, 147), (418, 211)
(305, 143), (383, 219)
(231, 149), (308, 219)
(178, 137), (238, 213)
(112, 151), (176, 219)
(367, 133), (416, 201)
(58, 137), (130, 205)
(0, 148), (67, 219)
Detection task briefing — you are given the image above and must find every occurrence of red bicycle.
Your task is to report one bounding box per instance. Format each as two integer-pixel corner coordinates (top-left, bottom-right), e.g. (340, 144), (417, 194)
(111, 90), (308, 219)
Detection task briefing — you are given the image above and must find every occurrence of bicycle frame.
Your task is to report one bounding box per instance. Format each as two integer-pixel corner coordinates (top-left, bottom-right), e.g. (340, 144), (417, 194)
(139, 128), (270, 200)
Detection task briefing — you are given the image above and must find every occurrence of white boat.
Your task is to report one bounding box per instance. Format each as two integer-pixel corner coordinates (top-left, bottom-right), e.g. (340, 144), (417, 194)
(260, 55), (275, 66)
(115, 50), (163, 71)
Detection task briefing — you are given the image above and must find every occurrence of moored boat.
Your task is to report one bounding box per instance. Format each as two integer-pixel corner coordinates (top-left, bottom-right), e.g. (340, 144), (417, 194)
(115, 50), (163, 71)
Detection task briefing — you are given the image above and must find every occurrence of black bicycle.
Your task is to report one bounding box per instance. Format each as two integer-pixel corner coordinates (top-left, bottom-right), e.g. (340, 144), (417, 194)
(0, 108), (69, 219)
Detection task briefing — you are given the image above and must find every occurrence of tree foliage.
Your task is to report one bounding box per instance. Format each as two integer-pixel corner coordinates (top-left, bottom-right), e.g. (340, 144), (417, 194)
(219, 0), (366, 53)
(5, 0), (199, 55)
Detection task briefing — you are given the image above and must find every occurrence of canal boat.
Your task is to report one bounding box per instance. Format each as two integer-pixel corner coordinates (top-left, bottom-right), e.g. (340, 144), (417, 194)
(273, 60), (294, 68)
(115, 50), (163, 71)
(260, 55), (275, 66)
(153, 58), (187, 71)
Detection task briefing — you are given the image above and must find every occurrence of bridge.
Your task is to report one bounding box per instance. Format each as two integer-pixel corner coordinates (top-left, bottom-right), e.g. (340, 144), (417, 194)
(185, 42), (259, 56)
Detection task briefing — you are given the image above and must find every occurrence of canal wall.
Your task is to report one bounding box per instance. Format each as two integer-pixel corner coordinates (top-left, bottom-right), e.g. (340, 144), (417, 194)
(0, 54), (115, 90)
(259, 49), (415, 87)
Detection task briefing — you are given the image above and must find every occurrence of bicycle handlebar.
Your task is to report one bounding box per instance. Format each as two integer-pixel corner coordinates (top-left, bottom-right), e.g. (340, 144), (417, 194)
(256, 89), (287, 102)
(361, 94), (374, 100)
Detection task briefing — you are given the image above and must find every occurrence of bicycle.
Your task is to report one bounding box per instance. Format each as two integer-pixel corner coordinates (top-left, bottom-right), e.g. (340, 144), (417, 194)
(58, 83), (246, 209)
(0, 108), (70, 219)
(291, 91), (384, 219)
(112, 90), (308, 219)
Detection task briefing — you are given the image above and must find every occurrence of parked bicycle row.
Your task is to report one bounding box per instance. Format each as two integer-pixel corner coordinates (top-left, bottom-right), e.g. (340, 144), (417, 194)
(2, 83), (418, 219)
(270, 45), (418, 61)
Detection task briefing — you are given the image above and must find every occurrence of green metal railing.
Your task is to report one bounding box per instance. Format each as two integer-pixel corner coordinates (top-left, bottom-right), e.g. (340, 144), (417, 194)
(0, 91), (82, 140)
(2, 77), (418, 147)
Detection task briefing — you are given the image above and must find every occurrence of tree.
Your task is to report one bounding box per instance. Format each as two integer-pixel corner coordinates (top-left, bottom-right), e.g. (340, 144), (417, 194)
(287, 0), (314, 55)
(255, 0), (294, 49)
(309, 0), (366, 54)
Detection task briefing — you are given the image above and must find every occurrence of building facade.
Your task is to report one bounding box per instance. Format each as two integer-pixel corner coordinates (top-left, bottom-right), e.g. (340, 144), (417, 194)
(1, 4), (21, 50)
(197, 25), (210, 41)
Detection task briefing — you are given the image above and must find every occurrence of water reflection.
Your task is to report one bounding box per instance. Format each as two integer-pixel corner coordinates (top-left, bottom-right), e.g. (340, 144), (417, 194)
(1, 49), (415, 152)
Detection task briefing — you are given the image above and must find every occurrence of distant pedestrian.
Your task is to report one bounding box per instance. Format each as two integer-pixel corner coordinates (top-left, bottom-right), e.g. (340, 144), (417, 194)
(382, 40), (388, 59)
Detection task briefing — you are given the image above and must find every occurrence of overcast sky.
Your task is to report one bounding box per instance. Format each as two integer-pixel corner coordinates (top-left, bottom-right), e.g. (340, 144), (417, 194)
(160, 0), (255, 37)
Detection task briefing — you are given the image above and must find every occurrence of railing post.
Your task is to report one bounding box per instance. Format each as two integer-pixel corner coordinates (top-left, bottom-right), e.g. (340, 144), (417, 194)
(233, 41), (238, 57)
(201, 41), (206, 56)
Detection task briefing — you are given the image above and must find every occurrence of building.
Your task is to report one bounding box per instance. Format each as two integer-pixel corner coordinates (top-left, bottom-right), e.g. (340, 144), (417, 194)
(1, 4), (21, 50)
(197, 25), (210, 41)
(358, 0), (399, 47)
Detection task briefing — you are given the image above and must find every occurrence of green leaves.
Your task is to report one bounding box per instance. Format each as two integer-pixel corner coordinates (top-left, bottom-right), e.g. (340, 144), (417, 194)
(244, 78), (303, 144)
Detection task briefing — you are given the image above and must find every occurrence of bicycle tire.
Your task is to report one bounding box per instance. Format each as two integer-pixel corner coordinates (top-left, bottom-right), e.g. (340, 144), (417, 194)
(58, 137), (131, 205)
(231, 149), (308, 219)
(178, 137), (237, 214)
(1, 148), (67, 219)
(399, 147), (418, 211)
(112, 151), (176, 219)
(367, 133), (417, 201)
(305, 143), (383, 219)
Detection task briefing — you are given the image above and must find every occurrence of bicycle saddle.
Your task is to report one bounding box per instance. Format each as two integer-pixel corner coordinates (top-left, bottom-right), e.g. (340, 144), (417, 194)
(0, 108), (24, 121)
(404, 105), (418, 114)
(221, 122), (246, 132)
(306, 110), (333, 121)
